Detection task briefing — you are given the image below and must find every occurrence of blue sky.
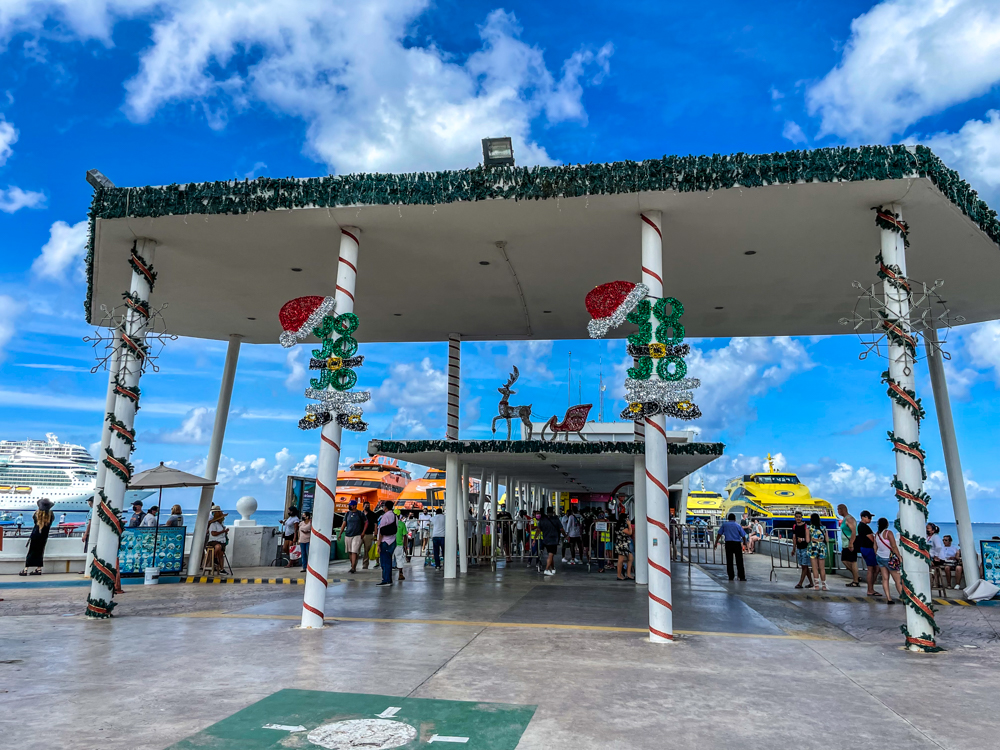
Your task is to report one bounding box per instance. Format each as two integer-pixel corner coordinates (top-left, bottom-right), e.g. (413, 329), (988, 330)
(1, 1), (1000, 520)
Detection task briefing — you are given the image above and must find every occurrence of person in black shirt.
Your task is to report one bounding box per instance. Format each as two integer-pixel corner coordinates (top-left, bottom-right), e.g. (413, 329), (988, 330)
(855, 510), (879, 596)
(538, 506), (564, 576)
(362, 501), (378, 570)
(791, 511), (813, 589)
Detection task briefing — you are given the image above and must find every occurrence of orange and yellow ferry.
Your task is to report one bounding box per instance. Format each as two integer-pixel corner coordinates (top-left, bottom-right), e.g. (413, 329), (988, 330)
(334, 455), (411, 514)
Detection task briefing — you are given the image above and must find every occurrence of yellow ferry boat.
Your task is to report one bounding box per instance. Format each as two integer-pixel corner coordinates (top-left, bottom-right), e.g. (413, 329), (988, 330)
(333, 455), (411, 515)
(722, 455), (837, 533)
(685, 484), (725, 524)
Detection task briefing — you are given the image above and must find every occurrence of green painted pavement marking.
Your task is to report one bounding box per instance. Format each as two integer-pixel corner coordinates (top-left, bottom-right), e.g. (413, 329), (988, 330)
(166, 689), (535, 750)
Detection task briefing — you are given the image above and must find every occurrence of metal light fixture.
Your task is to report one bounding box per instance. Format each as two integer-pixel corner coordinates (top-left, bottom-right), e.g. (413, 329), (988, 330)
(85, 169), (115, 190)
(482, 137), (514, 167)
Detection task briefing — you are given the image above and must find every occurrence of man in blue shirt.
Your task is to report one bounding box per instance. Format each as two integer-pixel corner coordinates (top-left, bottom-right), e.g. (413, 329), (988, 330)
(715, 513), (748, 581)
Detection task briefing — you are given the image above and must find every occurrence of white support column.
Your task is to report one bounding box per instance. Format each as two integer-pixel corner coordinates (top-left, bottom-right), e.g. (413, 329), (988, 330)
(679, 475), (691, 526)
(301, 227), (359, 629)
(85, 327), (122, 575)
(641, 210), (673, 643)
(444, 453), (459, 578)
(878, 207), (936, 650)
(924, 326), (979, 588)
(475, 470), (486, 560)
(447, 334), (461, 440)
(489, 470), (498, 555)
(187, 334), (242, 575)
(459, 463), (469, 573)
(86, 239), (156, 618)
(633, 420), (648, 586)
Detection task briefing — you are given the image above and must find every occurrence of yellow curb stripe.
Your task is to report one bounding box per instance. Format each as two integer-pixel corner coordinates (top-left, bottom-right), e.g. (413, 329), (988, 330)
(168, 611), (845, 641)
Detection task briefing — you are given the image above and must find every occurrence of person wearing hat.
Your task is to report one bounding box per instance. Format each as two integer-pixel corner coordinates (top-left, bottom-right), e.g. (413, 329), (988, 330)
(127, 500), (146, 528)
(140, 506), (160, 527)
(338, 500), (368, 574)
(20, 498), (54, 576)
(205, 507), (229, 572)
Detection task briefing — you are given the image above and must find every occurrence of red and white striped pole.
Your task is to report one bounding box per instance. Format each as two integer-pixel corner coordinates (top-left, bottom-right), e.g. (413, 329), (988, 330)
(641, 210), (673, 643)
(301, 226), (360, 629)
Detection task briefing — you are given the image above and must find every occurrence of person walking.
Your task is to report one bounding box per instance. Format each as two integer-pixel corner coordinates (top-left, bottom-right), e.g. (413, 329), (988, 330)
(561, 507), (583, 564)
(405, 512), (419, 561)
(297, 511), (312, 573)
(361, 501), (377, 570)
(393, 508), (409, 581)
(807, 513), (829, 591)
(338, 500), (368, 574)
(539, 506), (564, 576)
(281, 506), (300, 565)
(614, 512), (635, 580)
(791, 511), (814, 589)
(430, 507), (446, 568)
(875, 517), (904, 604)
(15, 513), (24, 535)
(715, 513), (747, 581)
(856, 510), (880, 597)
(376, 500), (398, 586)
(19, 498), (54, 576)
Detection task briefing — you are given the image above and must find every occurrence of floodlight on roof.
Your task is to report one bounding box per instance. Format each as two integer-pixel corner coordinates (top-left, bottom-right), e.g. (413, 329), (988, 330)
(482, 137), (514, 167)
(86, 169), (115, 190)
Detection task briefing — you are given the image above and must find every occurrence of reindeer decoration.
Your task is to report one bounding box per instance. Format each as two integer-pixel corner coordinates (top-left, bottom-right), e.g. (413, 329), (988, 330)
(491, 366), (533, 440)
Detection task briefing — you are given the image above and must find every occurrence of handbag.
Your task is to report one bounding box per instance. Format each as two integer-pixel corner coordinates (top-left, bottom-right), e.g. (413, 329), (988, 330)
(368, 539), (379, 561)
(888, 552), (902, 571)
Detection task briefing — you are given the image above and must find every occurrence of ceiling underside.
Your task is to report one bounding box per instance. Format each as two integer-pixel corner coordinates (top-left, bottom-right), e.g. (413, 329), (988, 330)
(90, 176), (1000, 344)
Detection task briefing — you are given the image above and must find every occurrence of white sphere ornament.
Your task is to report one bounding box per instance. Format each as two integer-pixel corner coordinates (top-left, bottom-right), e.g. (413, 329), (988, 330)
(234, 495), (258, 526)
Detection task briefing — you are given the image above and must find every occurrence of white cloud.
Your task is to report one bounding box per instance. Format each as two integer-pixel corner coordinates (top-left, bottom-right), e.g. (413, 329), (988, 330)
(502, 340), (554, 380)
(918, 110), (1000, 202)
(376, 357), (448, 437)
(0, 116), (16, 165)
(781, 120), (807, 144)
(143, 406), (214, 444)
(292, 453), (317, 476)
(0, 295), (17, 359)
(32, 219), (88, 281)
(1, 2), (610, 174)
(807, 0), (1000, 142)
(283, 346), (306, 391)
(963, 320), (1000, 384)
(0, 185), (45, 212)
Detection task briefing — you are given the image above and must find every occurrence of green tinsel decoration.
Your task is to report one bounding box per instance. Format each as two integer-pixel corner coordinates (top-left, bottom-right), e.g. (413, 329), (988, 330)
(891, 477), (930, 519)
(105, 412), (136, 448)
(89, 554), (118, 589)
(887, 431), (927, 479)
(96, 491), (123, 538)
(900, 624), (944, 653)
(873, 205), (910, 246)
(85, 595), (117, 619)
(103, 447), (134, 484)
(899, 569), (940, 633)
(83, 145), (1000, 320)
(881, 371), (925, 421)
(367, 439), (725, 457)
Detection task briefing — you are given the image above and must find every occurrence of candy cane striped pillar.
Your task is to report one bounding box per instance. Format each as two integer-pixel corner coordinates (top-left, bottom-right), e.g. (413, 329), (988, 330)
(633, 420), (648, 585)
(301, 226), (360, 629)
(447, 334), (461, 440)
(86, 239), (157, 619)
(877, 207), (937, 651)
(459, 463), (470, 573)
(85, 327), (122, 576)
(641, 210), (673, 643)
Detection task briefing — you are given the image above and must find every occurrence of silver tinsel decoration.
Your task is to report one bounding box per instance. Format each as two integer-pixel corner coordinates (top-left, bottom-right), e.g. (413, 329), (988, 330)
(587, 282), (649, 338)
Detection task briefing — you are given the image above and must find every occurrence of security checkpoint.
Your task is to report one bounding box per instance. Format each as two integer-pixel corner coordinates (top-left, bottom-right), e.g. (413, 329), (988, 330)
(83, 145), (1000, 650)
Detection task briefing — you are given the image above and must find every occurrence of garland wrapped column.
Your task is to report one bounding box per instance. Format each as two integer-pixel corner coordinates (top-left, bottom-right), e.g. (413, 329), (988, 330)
(876, 206), (940, 651)
(86, 239), (156, 618)
(296, 227), (360, 629)
(85, 327), (122, 577)
(640, 210), (674, 643)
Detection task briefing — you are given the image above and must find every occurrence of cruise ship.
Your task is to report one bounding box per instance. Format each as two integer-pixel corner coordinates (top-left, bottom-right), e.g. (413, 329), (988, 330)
(0, 434), (97, 512)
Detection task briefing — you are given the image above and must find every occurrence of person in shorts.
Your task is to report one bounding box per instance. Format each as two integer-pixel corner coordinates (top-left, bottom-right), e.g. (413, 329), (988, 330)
(338, 500), (368, 573)
(838, 504), (860, 587)
(856, 510), (880, 597)
(791, 511), (813, 589)
(538, 505), (564, 576)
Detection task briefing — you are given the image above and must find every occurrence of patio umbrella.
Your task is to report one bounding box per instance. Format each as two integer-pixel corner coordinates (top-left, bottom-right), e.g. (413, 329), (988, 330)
(127, 463), (218, 574)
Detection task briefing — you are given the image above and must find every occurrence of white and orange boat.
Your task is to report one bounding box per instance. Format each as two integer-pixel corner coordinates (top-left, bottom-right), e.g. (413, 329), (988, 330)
(396, 468), (481, 511)
(333, 456), (412, 514)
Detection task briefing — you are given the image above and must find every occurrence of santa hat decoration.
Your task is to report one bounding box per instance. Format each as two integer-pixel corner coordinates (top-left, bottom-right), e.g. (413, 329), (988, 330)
(585, 281), (649, 339)
(279, 295), (336, 348)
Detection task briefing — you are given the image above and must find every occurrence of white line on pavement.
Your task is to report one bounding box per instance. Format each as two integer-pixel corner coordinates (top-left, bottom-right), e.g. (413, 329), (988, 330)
(429, 735), (469, 743)
(262, 724), (306, 732)
(377, 707), (402, 718)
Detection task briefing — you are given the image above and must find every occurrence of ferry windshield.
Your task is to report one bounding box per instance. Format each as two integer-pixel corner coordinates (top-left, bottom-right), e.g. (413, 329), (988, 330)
(337, 480), (383, 488)
(752, 475), (800, 484)
(423, 471), (446, 480)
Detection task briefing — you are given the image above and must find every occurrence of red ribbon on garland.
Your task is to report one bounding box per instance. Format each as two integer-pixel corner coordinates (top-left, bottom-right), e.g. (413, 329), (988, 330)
(894, 486), (928, 510)
(899, 534), (932, 564)
(887, 380), (921, 418)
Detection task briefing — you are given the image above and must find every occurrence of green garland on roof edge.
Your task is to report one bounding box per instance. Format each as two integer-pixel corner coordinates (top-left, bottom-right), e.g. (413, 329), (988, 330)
(366, 439), (725, 456)
(83, 145), (1000, 319)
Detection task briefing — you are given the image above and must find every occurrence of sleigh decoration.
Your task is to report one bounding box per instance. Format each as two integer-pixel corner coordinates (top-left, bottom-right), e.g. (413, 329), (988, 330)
(540, 404), (592, 441)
